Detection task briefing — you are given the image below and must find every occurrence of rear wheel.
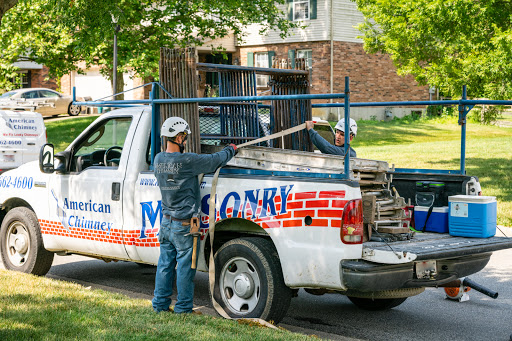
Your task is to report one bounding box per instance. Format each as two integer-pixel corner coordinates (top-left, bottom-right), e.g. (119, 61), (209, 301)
(68, 103), (81, 116)
(347, 296), (408, 311)
(210, 237), (292, 324)
(0, 207), (54, 276)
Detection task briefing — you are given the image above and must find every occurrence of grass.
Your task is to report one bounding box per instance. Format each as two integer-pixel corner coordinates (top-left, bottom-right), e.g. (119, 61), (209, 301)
(351, 115), (512, 226)
(44, 114), (512, 226)
(0, 270), (312, 341)
(496, 112), (512, 123)
(46, 115), (99, 152)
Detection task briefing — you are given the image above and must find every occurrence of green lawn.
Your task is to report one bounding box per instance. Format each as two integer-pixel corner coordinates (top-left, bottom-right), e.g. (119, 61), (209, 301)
(352, 116), (512, 226)
(46, 115), (99, 152)
(496, 112), (512, 122)
(0, 270), (311, 341)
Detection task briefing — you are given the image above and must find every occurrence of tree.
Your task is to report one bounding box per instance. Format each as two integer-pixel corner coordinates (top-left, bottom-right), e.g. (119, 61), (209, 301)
(353, 0), (512, 99)
(0, 0), (295, 93)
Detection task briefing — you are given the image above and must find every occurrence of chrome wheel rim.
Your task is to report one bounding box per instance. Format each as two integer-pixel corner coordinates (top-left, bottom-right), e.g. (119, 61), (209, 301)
(219, 256), (260, 315)
(69, 105), (81, 115)
(6, 221), (30, 267)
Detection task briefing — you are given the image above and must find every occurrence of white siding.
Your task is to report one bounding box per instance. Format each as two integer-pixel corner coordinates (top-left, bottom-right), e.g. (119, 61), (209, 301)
(332, 0), (364, 43)
(197, 35), (237, 53)
(239, 0), (329, 46)
(238, 0), (364, 46)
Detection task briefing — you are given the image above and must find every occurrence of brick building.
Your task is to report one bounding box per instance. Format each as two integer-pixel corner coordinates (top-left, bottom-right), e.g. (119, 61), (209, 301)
(236, 0), (429, 120)
(11, 61), (57, 90)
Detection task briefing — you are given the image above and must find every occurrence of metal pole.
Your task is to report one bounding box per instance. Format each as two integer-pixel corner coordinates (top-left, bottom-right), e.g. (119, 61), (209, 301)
(113, 25), (120, 97)
(150, 83), (160, 167)
(344, 76), (350, 179)
(459, 85), (467, 175)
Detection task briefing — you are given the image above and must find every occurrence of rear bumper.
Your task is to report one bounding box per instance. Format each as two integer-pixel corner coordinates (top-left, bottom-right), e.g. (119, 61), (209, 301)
(340, 252), (491, 292)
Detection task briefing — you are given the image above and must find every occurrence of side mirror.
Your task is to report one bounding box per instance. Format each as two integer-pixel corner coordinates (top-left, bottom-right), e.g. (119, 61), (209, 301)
(39, 144), (55, 173)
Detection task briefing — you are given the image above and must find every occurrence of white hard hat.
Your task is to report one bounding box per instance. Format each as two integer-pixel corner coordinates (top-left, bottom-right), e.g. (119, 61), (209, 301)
(334, 118), (357, 137)
(161, 117), (191, 138)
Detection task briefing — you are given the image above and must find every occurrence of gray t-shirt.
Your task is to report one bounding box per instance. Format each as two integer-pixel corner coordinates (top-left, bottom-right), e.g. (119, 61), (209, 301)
(308, 128), (357, 157)
(154, 146), (235, 220)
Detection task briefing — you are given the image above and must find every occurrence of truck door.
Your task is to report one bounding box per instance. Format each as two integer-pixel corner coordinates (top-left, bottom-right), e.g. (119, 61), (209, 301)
(48, 115), (136, 259)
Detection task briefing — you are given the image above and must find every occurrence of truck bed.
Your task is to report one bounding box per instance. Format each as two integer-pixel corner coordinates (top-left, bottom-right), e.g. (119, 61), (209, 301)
(341, 233), (512, 292)
(364, 233), (512, 260)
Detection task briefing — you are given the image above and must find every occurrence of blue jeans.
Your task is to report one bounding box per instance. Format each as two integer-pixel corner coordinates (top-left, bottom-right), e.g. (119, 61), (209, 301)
(152, 218), (197, 313)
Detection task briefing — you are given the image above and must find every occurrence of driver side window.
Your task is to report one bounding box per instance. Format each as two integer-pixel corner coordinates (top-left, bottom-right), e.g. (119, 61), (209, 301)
(71, 117), (132, 172)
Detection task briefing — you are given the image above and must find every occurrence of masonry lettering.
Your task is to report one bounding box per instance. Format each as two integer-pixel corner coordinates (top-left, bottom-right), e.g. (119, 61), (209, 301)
(139, 185), (294, 239)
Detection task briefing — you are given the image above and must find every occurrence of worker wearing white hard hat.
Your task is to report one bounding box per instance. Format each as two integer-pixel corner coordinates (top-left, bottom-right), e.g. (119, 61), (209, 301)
(306, 118), (357, 157)
(152, 116), (237, 314)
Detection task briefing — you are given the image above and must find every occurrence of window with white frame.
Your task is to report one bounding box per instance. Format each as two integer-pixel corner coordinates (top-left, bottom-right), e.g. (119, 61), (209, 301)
(254, 52), (269, 87)
(293, 0), (310, 21)
(297, 49), (313, 68)
(11, 71), (30, 88)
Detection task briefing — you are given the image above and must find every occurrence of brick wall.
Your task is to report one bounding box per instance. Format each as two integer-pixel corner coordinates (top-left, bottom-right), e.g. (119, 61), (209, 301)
(239, 41), (429, 103)
(30, 67), (58, 90)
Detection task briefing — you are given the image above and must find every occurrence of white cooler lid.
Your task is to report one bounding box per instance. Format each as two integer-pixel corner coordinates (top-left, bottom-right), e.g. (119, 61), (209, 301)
(414, 206), (449, 213)
(448, 195), (496, 203)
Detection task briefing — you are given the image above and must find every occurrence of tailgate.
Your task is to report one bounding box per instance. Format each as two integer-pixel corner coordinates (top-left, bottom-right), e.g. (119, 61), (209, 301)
(362, 233), (512, 264)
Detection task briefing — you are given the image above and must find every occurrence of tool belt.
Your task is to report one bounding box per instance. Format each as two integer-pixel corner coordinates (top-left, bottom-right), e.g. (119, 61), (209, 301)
(163, 215), (192, 226)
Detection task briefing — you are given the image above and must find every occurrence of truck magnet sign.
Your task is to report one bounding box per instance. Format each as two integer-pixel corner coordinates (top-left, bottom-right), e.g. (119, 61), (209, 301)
(139, 184), (295, 239)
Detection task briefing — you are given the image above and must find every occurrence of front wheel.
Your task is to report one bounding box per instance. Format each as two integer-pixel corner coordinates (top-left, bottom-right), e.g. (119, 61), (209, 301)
(68, 103), (81, 116)
(0, 207), (54, 276)
(210, 237), (292, 324)
(347, 296), (408, 311)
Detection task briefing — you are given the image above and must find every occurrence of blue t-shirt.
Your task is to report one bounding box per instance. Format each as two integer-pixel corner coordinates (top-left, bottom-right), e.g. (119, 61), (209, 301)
(308, 128), (357, 157)
(154, 146), (235, 220)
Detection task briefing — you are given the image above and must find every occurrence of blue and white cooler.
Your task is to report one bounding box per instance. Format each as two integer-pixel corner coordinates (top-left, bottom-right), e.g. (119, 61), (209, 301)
(448, 195), (497, 238)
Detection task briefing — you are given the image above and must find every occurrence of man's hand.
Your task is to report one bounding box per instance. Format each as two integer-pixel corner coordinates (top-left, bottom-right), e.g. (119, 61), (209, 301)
(305, 121), (315, 130)
(228, 143), (238, 155)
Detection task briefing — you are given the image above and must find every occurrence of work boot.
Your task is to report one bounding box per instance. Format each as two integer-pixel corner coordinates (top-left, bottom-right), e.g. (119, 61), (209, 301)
(155, 306), (174, 313)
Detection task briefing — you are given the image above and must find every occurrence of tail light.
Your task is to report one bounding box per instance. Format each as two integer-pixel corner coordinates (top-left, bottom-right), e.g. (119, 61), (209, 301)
(341, 199), (363, 244)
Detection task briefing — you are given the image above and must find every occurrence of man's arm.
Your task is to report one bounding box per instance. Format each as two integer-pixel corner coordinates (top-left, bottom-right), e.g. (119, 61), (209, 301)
(190, 145), (236, 175)
(308, 128), (341, 155)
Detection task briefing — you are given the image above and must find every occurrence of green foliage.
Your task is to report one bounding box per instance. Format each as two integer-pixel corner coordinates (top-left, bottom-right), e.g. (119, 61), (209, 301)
(0, 0), (295, 89)
(469, 106), (504, 125)
(353, 0), (512, 100)
(426, 105), (443, 117)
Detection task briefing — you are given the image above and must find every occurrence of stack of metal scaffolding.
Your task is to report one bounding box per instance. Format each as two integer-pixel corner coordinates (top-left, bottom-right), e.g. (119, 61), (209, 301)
(269, 58), (312, 151)
(158, 47), (313, 152)
(159, 47), (201, 153)
(216, 67), (259, 145)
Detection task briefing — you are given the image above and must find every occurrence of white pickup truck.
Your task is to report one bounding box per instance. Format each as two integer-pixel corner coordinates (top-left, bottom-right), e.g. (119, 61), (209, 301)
(1, 106), (511, 323)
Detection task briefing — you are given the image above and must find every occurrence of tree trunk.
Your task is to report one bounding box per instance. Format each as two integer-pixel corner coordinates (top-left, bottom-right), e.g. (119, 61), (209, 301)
(111, 69), (124, 101)
(0, 0), (19, 25)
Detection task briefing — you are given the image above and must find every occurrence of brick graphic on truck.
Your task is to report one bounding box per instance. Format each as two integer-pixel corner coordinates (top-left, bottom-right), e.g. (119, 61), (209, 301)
(40, 189), (347, 247)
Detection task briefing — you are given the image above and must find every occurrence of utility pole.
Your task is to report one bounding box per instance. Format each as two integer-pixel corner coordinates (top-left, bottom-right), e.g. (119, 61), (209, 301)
(112, 15), (120, 97)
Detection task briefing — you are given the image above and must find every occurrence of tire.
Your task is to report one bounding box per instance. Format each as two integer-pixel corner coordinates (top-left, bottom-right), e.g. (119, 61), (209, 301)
(68, 103), (81, 116)
(347, 296), (408, 311)
(0, 207), (54, 276)
(210, 237), (292, 324)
